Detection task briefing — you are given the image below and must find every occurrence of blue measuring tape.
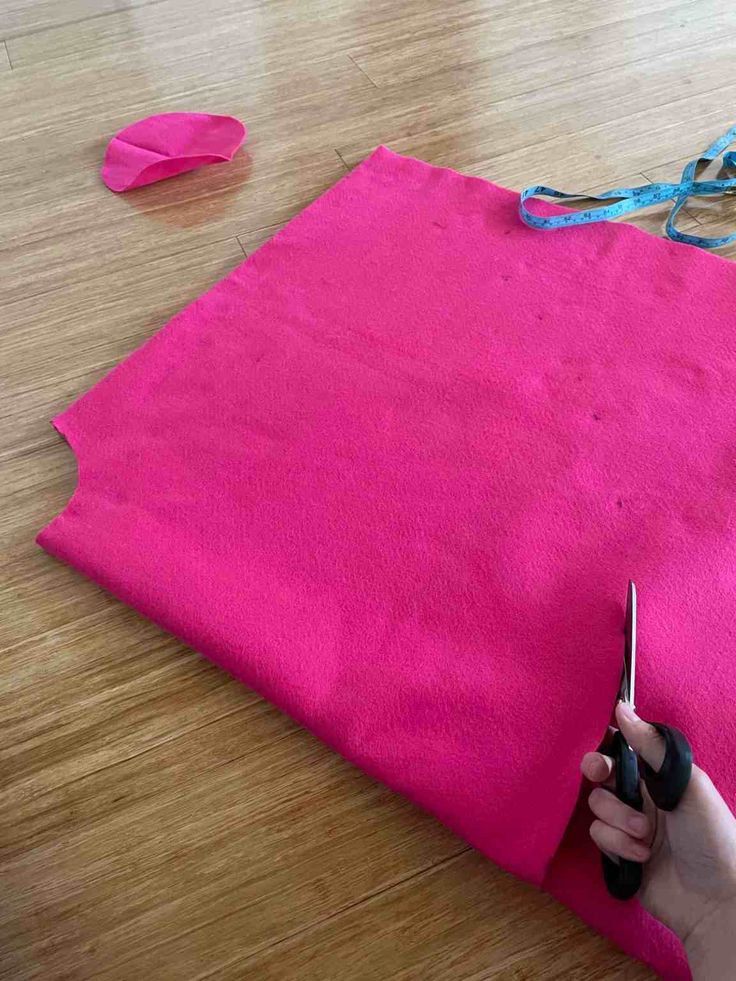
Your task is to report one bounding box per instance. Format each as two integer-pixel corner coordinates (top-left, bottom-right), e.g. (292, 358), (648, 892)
(519, 125), (736, 248)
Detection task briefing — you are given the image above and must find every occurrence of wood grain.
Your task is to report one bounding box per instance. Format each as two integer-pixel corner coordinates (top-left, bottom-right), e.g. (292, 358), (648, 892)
(3, 0), (733, 977)
(0, 0), (159, 39)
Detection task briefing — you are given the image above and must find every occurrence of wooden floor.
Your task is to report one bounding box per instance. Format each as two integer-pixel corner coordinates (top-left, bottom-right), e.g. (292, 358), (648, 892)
(3, 0), (735, 977)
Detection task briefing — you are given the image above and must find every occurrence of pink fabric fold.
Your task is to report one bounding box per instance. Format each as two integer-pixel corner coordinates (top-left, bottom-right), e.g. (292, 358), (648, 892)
(40, 146), (736, 979)
(101, 112), (247, 192)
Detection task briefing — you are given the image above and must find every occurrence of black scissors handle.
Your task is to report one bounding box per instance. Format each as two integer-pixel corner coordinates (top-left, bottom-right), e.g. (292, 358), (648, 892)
(641, 723), (693, 811)
(602, 723), (693, 901)
(602, 730), (643, 900)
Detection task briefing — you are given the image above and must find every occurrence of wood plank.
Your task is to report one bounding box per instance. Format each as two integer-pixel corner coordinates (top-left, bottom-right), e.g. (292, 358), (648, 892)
(0, 611), (257, 807)
(0, 0), (159, 39)
(4, 0), (695, 71)
(5, 0), (490, 70)
(1, 625), (464, 979)
(1, 237), (243, 455)
(674, 211), (736, 260)
(336, 43), (736, 180)
(2, 540), (113, 652)
(348, 0), (733, 88)
(1, 442), (114, 651)
(223, 852), (652, 981)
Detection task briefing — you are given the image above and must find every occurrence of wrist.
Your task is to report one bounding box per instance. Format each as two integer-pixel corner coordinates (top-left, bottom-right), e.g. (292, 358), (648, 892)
(684, 897), (736, 981)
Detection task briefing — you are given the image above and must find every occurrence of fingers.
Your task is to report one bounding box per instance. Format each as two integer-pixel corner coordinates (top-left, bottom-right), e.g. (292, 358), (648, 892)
(588, 787), (651, 839)
(581, 751), (614, 784)
(583, 704), (664, 867)
(616, 702), (666, 771)
(589, 819), (651, 863)
(581, 727), (620, 785)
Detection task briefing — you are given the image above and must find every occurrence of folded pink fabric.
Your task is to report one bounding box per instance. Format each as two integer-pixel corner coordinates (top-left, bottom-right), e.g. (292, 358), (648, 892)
(101, 112), (247, 192)
(40, 146), (736, 978)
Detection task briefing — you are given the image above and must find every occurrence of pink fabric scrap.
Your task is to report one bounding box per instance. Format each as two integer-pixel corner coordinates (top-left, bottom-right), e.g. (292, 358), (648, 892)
(101, 112), (247, 192)
(40, 146), (736, 979)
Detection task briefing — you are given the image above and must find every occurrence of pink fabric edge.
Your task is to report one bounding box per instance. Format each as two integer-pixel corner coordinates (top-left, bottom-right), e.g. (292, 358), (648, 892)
(367, 146), (736, 273)
(105, 148), (237, 192)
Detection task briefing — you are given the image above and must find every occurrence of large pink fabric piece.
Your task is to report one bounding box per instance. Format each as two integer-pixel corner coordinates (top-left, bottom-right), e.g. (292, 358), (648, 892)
(39, 146), (736, 978)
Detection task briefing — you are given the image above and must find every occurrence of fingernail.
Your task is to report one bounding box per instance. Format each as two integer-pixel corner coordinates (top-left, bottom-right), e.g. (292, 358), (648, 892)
(617, 701), (638, 722)
(628, 814), (648, 836)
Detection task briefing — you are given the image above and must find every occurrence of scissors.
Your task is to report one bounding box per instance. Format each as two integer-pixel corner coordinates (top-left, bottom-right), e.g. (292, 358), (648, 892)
(602, 581), (694, 900)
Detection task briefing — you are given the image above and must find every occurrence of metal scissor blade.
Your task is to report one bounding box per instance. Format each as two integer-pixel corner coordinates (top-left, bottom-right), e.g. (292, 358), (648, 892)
(622, 580), (637, 708)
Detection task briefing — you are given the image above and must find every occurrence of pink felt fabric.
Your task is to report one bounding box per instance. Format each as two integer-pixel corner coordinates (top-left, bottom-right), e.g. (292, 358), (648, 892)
(39, 146), (736, 979)
(101, 112), (247, 192)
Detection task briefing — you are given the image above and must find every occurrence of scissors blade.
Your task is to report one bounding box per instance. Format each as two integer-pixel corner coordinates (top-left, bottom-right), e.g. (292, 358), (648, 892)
(622, 580), (637, 708)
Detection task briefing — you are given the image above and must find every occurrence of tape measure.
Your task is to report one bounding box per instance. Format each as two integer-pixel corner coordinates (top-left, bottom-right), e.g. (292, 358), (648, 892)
(519, 125), (736, 249)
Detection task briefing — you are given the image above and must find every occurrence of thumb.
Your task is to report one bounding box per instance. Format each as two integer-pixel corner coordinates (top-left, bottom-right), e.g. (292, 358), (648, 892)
(616, 701), (666, 771)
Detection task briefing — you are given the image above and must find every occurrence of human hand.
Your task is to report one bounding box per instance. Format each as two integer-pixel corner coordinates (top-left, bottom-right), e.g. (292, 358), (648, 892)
(582, 702), (736, 979)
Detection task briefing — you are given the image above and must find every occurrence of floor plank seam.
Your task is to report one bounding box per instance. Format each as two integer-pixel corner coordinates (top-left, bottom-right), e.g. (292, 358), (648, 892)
(640, 169), (717, 227)
(194, 845), (473, 980)
(346, 53), (379, 89)
(2, 0), (173, 43)
(334, 148), (349, 171)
